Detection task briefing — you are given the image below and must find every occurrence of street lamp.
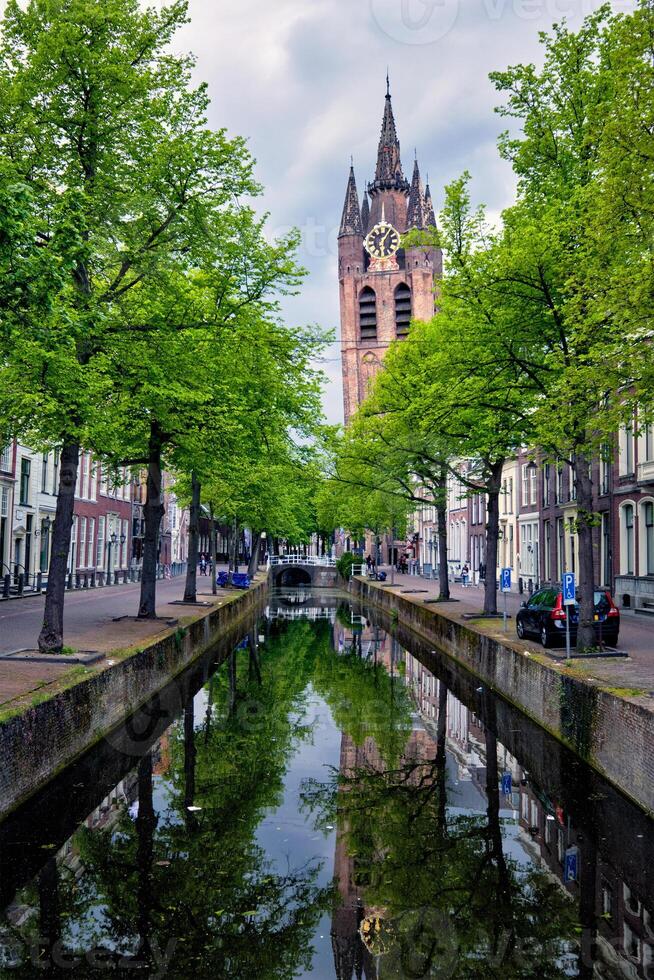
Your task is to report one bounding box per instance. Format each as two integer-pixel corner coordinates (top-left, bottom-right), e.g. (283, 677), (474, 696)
(107, 531), (117, 580)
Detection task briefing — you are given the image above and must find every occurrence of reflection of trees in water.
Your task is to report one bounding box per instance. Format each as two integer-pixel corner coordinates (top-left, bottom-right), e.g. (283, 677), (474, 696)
(0, 620), (333, 979)
(302, 683), (578, 979)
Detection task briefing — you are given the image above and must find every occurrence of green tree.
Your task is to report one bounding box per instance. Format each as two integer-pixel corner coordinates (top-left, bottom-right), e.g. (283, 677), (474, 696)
(0, 0), (261, 651)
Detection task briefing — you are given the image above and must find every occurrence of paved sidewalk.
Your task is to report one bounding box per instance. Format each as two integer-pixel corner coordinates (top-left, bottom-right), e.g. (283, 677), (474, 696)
(0, 569), (235, 712)
(361, 569), (654, 696)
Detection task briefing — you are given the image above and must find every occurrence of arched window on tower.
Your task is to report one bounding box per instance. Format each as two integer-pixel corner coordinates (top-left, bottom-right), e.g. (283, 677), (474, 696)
(395, 282), (412, 337)
(359, 287), (377, 341)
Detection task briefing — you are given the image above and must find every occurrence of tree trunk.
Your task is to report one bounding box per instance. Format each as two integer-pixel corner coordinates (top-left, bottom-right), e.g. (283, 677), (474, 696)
(436, 466), (450, 600)
(138, 422), (165, 619)
(183, 471), (200, 602)
(136, 752), (155, 966)
(436, 681), (448, 836)
(38, 439), (80, 654)
(574, 450), (596, 650)
(248, 531), (262, 577)
(183, 701), (198, 831)
(210, 505), (218, 596)
(230, 519), (239, 574)
(484, 460), (504, 616)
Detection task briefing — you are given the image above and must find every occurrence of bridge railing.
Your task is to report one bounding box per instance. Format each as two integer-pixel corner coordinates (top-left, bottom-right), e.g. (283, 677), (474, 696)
(268, 555), (337, 568)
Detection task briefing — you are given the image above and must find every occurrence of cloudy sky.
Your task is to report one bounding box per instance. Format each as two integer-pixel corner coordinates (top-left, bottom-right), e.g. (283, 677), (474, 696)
(3, 0), (632, 421)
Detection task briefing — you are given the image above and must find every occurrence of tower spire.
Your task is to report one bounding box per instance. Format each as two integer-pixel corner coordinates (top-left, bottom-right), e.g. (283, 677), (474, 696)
(339, 163), (363, 237)
(424, 179), (437, 227)
(368, 79), (408, 193)
(407, 156), (426, 229)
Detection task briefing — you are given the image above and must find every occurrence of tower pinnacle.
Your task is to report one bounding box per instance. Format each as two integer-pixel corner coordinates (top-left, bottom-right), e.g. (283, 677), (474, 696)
(407, 157), (426, 229)
(338, 164), (363, 237)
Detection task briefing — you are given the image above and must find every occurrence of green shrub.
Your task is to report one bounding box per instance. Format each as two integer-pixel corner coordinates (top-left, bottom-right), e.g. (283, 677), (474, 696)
(336, 552), (360, 581)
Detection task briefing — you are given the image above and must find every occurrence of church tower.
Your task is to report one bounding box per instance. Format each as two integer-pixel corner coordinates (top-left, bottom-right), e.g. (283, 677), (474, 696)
(338, 81), (442, 423)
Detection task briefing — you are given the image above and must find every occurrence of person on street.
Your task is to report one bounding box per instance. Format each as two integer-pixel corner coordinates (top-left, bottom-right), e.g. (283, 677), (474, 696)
(462, 563), (470, 587)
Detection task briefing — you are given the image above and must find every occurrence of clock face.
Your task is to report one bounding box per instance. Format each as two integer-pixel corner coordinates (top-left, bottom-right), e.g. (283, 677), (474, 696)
(364, 221), (401, 259)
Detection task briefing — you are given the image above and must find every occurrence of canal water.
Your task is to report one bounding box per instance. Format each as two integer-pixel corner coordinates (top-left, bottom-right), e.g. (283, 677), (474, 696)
(0, 591), (652, 978)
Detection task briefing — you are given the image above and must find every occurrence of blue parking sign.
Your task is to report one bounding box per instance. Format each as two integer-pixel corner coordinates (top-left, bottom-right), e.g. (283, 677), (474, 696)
(501, 568), (511, 592)
(562, 572), (576, 605)
(501, 772), (512, 796)
(564, 846), (579, 883)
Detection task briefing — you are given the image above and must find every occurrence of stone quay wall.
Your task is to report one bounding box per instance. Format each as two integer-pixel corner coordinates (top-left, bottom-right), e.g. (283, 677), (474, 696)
(351, 577), (654, 815)
(0, 578), (267, 818)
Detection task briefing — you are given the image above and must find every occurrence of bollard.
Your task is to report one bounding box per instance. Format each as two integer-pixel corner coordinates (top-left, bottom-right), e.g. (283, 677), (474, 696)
(3, 574), (10, 598)
(90, 571), (96, 588)
(36, 571), (43, 593)
(17, 573), (24, 595)
(98, 571), (104, 587)
(75, 572), (81, 590)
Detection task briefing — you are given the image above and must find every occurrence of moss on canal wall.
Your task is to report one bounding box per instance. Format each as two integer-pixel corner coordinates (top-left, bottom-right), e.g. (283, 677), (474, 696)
(0, 577), (268, 819)
(351, 577), (654, 814)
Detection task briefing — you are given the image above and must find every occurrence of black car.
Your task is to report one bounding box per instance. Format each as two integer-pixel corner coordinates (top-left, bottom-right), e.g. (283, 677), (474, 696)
(516, 587), (620, 648)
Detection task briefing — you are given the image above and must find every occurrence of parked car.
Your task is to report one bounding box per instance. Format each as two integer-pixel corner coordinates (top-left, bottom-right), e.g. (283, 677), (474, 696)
(516, 587), (620, 648)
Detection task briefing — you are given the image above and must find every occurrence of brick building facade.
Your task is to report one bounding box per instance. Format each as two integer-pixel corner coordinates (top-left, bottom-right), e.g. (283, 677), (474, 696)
(338, 81), (441, 423)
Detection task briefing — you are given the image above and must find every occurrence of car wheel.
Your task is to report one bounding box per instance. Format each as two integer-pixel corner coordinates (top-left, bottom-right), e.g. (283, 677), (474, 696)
(516, 620), (525, 639)
(541, 625), (552, 648)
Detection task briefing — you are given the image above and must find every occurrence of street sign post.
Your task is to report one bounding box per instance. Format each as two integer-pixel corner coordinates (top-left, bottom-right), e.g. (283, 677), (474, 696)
(562, 572), (575, 659)
(501, 568), (511, 632)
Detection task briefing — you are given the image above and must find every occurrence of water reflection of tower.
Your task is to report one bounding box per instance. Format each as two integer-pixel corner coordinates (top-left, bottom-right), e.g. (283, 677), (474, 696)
(331, 733), (380, 980)
(330, 721), (439, 979)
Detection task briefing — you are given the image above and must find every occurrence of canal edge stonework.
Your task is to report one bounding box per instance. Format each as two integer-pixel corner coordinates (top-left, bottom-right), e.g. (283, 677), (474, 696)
(351, 577), (654, 815)
(0, 577), (268, 818)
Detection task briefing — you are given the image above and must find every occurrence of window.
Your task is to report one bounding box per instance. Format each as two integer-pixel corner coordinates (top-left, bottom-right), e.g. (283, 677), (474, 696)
(78, 517), (87, 568)
(0, 446), (10, 472)
(52, 450), (59, 495)
(68, 515), (77, 572)
(622, 422), (635, 475)
(81, 453), (89, 499)
(600, 447), (611, 495)
(555, 465), (563, 504)
(1, 486), (7, 518)
(87, 517), (95, 568)
(394, 283), (412, 337)
(624, 504), (635, 575)
(557, 517), (565, 580)
(41, 453), (49, 493)
(521, 465), (529, 507)
(544, 520), (551, 581)
(529, 466), (537, 506)
(19, 458), (30, 505)
(543, 464), (551, 506)
(508, 477), (514, 514)
(567, 463), (576, 501)
(359, 287), (377, 340)
(602, 512), (611, 587)
(89, 459), (97, 501)
(645, 502), (654, 576)
(646, 425), (654, 463)
(568, 517), (576, 574)
(121, 519), (129, 567)
(96, 516), (105, 569)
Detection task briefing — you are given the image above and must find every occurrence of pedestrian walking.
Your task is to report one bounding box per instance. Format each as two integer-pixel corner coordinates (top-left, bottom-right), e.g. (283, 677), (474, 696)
(462, 563), (470, 587)
(199, 554), (207, 576)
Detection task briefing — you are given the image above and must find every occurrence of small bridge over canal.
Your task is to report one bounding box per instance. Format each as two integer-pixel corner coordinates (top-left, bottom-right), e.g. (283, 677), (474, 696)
(268, 555), (338, 589)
